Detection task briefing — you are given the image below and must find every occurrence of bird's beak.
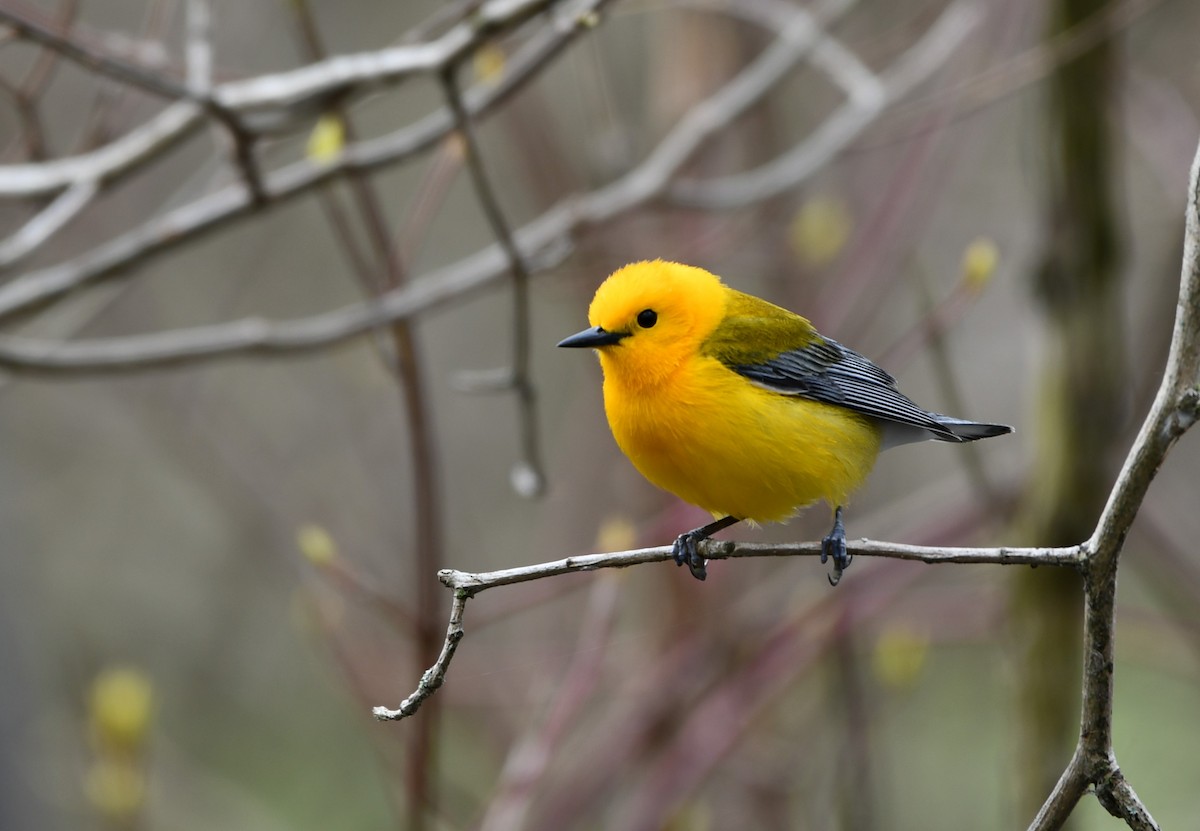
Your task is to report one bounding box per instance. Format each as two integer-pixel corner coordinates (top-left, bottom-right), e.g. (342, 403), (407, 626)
(557, 325), (627, 348)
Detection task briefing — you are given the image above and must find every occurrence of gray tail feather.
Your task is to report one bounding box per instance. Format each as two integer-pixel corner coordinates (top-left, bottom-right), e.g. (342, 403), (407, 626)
(933, 415), (1013, 442)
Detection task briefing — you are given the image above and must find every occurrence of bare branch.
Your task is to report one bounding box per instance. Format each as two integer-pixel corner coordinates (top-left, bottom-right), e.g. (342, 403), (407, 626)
(0, 0), (619, 323)
(0, 6), (189, 100)
(373, 537), (1080, 722)
(184, 0), (213, 95)
(0, 102), (204, 198)
(1095, 763), (1160, 831)
(440, 62), (545, 496)
(0, 0), (598, 204)
(669, 0), (983, 209)
(0, 0), (883, 369)
(0, 180), (97, 269)
(373, 591), (468, 721)
(211, 0), (564, 117)
(440, 539), (1082, 592)
(1026, 131), (1200, 831)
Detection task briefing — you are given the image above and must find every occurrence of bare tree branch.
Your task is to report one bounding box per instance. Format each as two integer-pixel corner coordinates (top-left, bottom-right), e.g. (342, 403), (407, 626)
(0, 0), (620, 322)
(440, 62), (545, 496)
(668, 0), (982, 209)
(0, 5), (190, 100)
(184, 0), (213, 95)
(0, 180), (97, 268)
(1025, 131), (1200, 831)
(0, 102), (203, 198)
(373, 538), (1081, 721)
(0, 0), (990, 375)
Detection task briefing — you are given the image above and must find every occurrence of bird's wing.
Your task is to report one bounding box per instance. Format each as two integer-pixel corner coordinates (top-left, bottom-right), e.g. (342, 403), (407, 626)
(703, 292), (960, 441)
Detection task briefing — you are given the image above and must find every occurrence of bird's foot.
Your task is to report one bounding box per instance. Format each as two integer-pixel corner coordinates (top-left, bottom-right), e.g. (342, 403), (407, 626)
(672, 529), (709, 581)
(820, 506), (851, 586)
(670, 516), (740, 582)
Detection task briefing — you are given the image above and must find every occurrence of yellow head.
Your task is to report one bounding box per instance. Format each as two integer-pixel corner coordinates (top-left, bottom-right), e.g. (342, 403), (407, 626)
(558, 260), (728, 390)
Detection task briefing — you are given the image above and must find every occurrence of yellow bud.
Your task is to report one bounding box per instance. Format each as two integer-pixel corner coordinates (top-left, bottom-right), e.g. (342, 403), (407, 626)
(871, 624), (930, 690)
(296, 524), (337, 566)
(595, 515), (637, 552)
(788, 195), (852, 267)
(306, 114), (345, 164)
(577, 10), (601, 28)
(473, 44), (506, 86)
(961, 237), (999, 291)
(84, 758), (145, 820)
(89, 668), (154, 753)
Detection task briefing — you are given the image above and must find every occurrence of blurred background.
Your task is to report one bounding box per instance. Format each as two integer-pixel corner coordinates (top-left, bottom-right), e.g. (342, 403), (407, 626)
(0, 0), (1198, 828)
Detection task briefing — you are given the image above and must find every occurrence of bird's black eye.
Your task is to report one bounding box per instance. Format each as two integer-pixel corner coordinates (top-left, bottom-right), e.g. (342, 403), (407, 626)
(637, 309), (658, 329)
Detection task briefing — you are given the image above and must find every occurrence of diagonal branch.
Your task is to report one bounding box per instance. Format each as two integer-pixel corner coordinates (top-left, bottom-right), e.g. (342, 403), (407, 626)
(0, 0), (601, 201)
(0, 102), (204, 198)
(0, 0), (989, 375)
(0, 5), (190, 101)
(668, 0), (982, 209)
(0, 179), (97, 269)
(0, 0), (620, 323)
(373, 538), (1080, 721)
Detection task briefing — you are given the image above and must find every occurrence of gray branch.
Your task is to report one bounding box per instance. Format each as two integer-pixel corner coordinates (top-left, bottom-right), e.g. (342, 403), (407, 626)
(1024, 133), (1200, 831)
(0, 0), (988, 374)
(0, 102), (204, 198)
(0, 0), (620, 324)
(0, 180), (97, 269)
(373, 538), (1081, 721)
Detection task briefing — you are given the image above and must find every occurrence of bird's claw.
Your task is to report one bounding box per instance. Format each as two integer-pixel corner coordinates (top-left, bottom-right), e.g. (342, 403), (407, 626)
(821, 507), (851, 586)
(671, 530), (708, 581)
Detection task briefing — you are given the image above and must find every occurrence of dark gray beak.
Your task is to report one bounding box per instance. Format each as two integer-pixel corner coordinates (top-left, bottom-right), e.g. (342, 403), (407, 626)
(557, 326), (627, 348)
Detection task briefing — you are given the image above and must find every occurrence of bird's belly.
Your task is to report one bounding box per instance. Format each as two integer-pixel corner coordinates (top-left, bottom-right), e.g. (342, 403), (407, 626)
(605, 373), (883, 522)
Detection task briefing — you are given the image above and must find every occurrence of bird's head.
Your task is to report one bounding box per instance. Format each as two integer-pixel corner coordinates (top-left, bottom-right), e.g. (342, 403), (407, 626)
(557, 260), (727, 389)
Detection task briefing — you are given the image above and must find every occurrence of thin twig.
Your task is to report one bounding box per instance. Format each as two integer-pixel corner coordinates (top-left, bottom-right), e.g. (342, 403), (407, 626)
(0, 0), (620, 320)
(667, 0), (982, 209)
(440, 62), (545, 496)
(210, 0), (566, 117)
(0, 179), (97, 269)
(373, 591), (467, 721)
(184, 0), (212, 94)
(0, 102), (204, 197)
(0, 5), (190, 100)
(0, 0), (902, 369)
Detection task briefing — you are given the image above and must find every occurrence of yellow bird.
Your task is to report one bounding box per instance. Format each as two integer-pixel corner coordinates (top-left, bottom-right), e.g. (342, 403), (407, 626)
(558, 260), (1011, 584)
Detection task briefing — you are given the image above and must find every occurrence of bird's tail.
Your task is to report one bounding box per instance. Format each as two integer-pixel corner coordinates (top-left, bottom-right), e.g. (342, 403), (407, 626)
(932, 415), (1013, 442)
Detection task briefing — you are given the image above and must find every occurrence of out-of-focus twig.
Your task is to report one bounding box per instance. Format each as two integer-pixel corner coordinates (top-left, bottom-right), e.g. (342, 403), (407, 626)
(0, 102), (204, 198)
(440, 63), (544, 496)
(183, 0), (211, 95)
(0, 5), (190, 100)
(668, 0), (982, 209)
(0, 0), (983, 374)
(0, 180), (96, 269)
(0, 0), (619, 318)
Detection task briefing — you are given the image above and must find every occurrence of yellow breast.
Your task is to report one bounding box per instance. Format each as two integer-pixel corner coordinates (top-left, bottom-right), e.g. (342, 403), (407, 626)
(601, 351), (883, 522)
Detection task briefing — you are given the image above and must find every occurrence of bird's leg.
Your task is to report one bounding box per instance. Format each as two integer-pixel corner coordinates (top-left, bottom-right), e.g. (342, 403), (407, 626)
(672, 515), (740, 581)
(821, 506), (851, 586)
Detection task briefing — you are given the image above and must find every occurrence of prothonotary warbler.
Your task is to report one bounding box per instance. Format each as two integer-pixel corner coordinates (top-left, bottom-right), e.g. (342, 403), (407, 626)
(558, 260), (1012, 584)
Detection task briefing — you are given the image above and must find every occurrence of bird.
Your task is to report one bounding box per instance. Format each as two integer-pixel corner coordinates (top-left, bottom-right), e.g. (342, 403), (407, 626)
(557, 259), (1012, 585)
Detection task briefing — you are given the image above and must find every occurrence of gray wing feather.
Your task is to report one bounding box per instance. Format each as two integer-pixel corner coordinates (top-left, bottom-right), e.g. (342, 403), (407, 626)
(732, 338), (965, 441)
